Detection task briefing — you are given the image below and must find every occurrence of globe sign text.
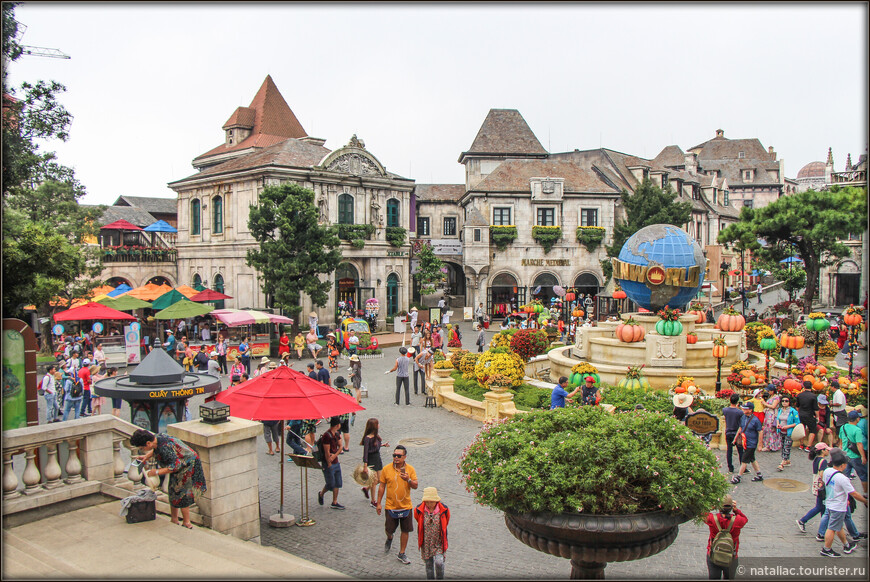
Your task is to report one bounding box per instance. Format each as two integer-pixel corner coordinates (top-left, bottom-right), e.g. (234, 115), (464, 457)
(612, 224), (707, 311)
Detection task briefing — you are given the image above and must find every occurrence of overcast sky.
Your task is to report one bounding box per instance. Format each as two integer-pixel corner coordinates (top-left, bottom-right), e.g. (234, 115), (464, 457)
(8, 2), (868, 206)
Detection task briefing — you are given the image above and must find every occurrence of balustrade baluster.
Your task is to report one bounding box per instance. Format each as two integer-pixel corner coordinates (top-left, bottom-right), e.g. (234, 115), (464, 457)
(22, 447), (42, 494)
(42, 442), (64, 489)
(3, 452), (21, 499)
(64, 439), (84, 484)
(113, 438), (126, 479)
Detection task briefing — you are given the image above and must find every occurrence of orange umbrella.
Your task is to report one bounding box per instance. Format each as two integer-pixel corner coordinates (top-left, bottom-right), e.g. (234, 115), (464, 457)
(126, 283), (173, 301)
(174, 284), (200, 299)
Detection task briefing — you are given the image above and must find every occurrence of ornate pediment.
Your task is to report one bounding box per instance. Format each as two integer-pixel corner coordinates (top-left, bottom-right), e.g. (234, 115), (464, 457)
(319, 135), (388, 177)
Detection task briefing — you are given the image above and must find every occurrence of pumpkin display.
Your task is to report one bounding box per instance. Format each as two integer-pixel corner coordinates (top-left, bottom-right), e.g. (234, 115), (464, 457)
(717, 307), (746, 332)
(617, 376), (651, 390)
(862, 367), (867, 380)
(806, 315), (830, 332)
(570, 372), (600, 386)
(813, 380), (827, 391)
(687, 310), (706, 324)
(843, 312), (863, 327)
(816, 365), (827, 376)
(655, 319), (684, 336)
(613, 288), (627, 300)
(758, 336), (777, 351)
(686, 333), (698, 344)
(615, 318), (645, 343)
(712, 336), (728, 359)
(741, 377), (752, 386)
(783, 378), (802, 393)
(572, 309), (585, 318)
(674, 385), (687, 394)
(565, 291), (575, 302)
(779, 331), (805, 350)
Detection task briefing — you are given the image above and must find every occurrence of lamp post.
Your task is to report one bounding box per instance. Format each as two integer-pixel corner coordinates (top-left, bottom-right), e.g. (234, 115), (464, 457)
(713, 336), (728, 393)
(740, 248), (746, 318)
(843, 307), (863, 379)
(719, 260), (728, 307)
(759, 335), (777, 383)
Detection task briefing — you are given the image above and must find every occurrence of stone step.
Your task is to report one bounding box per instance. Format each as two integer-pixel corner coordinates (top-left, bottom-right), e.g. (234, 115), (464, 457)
(2, 529), (87, 577)
(5, 502), (347, 579)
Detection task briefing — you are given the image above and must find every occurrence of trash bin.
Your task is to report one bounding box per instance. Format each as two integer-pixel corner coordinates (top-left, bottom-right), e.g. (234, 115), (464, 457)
(393, 317), (407, 334)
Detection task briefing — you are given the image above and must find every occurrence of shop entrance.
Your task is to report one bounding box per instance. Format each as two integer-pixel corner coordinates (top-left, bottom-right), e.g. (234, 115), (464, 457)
(386, 273), (399, 316)
(836, 273), (860, 306)
(487, 273), (526, 320)
(531, 273), (560, 304)
(336, 263), (360, 316)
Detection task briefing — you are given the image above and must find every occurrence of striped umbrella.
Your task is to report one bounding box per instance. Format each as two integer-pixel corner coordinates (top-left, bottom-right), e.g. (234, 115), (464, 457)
(210, 309), (293, 327)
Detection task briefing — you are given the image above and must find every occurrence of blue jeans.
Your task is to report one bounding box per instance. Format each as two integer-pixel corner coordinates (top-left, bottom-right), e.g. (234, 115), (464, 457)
(241, 355), (251, 376)
(725, 433), (738, 472)
(43, 394), (57, 423)
(818, 507), (860, 537)
(847, 456), (868, 483)
(322, 462), (342, 491)
(63, 398), (82, 421)
(82, 390), (92, 414)
(800, 493), (825, 525)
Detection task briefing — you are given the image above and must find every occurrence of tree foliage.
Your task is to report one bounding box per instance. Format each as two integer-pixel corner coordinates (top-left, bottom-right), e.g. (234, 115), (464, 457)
(718, 187), (866, 314)
(413, 240), (445, 295)
(246, 183), (342, 316)
(2, 3), (104, 321)
(606, 179), (693, 259)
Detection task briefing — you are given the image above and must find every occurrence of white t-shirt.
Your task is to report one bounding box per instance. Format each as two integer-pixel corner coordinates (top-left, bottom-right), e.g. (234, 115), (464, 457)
(207, 359), (221, 376)
(349, 335), (359, 347)
(823, 467), (855, 512)
(831, 389), (847, 412)
(41, 373), (55, 395)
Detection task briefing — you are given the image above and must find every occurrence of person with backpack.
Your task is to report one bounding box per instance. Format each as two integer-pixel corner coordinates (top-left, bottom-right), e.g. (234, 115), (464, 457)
(316, 417), (345, 510)
(839, 411), (867, 494)
(797, 443), (831, 534)
(703, 494), (748, 579)
(819, 449), (868, 557)
(62, 369), (84, 421)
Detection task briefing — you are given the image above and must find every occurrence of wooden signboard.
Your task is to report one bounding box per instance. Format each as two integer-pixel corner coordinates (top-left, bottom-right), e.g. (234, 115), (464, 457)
(685, 409), (720, 435)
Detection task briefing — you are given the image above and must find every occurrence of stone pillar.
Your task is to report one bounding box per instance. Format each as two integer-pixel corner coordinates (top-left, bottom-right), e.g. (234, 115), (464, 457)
(484, 390), (517, 421)
(430, 372), (455, 407)
(168, 417), (261, 542)
(79, 430), (115, 482)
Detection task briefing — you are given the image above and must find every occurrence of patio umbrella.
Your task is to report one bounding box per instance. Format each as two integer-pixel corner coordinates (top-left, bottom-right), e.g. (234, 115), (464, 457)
(174, 285), (200, 299)
(107, 283), (133, 297)
(126, 283), (173, 301)
(779, 257), (803, 264)
(100, 219), (143, 231)
(54, 302), (137, 322)
(210, 309), (292, 326)
(97, 295), (152, 310)
(151, 289), (188, 311)
(190, 289), (233, 302)
(216, 366), (365, 520)
(153, 299), (214, 320)
(552, 285), (566, 297)
(142, 220), (177, 233)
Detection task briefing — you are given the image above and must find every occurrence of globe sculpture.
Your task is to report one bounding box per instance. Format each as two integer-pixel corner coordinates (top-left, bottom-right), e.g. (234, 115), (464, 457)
(612, 224), (706, 311)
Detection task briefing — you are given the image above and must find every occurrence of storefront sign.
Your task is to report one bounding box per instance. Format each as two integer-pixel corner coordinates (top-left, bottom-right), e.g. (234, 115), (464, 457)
(431, 239), (462, 255)
(387, 251), (407, 257)
(610, 258), (701, 288)
(338, 278), (356, 289)
(124, 325), (141, 365)
(193, 342), (270, 358)
(521, 259), (571, 267)
(685, 410), (719, 435)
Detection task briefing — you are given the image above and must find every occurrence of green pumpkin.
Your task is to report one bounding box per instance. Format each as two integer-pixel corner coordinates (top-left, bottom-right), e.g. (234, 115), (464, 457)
(618, 377), (647, 390)
(808, 318), (830, 332)
(759, 337), (777, 351)
(655, 319), (683, 336)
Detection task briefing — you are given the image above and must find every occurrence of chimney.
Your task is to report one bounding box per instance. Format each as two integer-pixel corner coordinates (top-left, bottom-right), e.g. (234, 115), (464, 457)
(768, 145), (776, 161)
(715, 129), (724, 138)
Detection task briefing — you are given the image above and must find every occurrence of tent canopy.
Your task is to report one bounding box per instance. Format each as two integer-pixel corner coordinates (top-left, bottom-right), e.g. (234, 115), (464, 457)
(97, 295), (152, 311)
(101, 219), (142, 231)
(210, 309), (293, 327)
(190, 289), (233, 302)
(143, 220), (178, 233)
(54, 302), (137, 322)
(107, 283), (133, 297)
(174, 285), (200, 299)
(126, 283), (173, 301)
(153, 299), (214, 320)
(151, 289), (188, 311)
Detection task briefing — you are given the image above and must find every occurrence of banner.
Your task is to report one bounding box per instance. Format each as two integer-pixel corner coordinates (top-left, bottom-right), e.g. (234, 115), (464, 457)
(124, 325), (141, 365)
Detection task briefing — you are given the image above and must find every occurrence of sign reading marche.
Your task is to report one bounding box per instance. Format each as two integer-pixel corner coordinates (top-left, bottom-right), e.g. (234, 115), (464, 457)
(521, 259), (571, 266)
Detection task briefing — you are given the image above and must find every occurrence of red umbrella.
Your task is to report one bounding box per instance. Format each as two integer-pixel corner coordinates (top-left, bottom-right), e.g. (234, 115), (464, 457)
(54, 301), (137, 322)
(100, 219), (143, 231)
(190, 289), (233, 302)
(216, 366), (364, 521)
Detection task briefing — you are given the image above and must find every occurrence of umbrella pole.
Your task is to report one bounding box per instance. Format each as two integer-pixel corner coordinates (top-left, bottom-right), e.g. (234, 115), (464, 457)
(280, 420), (285, 517)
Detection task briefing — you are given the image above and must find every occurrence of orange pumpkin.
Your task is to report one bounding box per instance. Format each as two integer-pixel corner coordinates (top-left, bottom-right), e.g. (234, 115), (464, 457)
(783, 378), (801, 393)
(813, 380), (826, 391)
(686, 334), (698, 344)
(687, 310), (706, 324)
(717, 313), (746, 332)
(844, 313), (863, 327)
(675, 386), (687, 394)
(613, 289), (627, 300)
(712, 344), (728, 359)
(615, 322), (645, 343)
(803, 374), (815, 383)
(741, 377), (752, 386)
(681, 380), (692, 389)
(572, 309), (585, 318)
(862, 367), (867, 380)
(805, 364), (816, 374)
(816, 366), (827, 376)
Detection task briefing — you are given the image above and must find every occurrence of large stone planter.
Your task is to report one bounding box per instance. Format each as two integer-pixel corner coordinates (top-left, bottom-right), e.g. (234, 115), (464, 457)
(433, 368), (454, 379)
(505, 509), (691, 579)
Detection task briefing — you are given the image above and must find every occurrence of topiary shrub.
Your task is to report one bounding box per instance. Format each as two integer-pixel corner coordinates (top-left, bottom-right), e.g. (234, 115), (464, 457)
(474, 349), (525, 388)
(509, 328), (550, 361)
(817, 340), (839, 358)
(459, 352), (482, 379)
(449, 348), (469, 369)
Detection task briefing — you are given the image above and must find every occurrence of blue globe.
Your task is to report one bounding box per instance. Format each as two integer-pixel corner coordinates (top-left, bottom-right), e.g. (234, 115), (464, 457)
(614, 224), (705, 311)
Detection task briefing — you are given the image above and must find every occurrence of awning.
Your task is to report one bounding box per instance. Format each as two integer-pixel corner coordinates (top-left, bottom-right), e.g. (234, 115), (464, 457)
(210, 309), (293, 327)
(101, 219), (143, 231)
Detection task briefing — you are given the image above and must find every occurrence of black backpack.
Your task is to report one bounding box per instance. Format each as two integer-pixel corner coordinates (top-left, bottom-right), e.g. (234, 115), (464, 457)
(69, 376), (83, 398)
(312, 433), (326, 464)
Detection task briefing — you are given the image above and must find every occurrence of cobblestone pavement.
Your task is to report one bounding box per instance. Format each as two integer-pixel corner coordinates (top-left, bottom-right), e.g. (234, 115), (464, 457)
(253, 319), (868, 580)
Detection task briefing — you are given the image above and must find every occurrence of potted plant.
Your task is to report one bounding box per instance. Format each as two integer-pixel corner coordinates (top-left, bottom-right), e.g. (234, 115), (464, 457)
(459, 407), (729, 578)
(485, 373), (514, 393)
(655, 306), (683, 336)
(531, 225), (562, 254)
(433, 359), (454, 378)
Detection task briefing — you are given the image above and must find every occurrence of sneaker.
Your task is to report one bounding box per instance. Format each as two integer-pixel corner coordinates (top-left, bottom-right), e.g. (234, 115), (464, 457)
(330, 503), (345, 510)
(843, 541), (858, 554)
(731, 475), (741, 484)
(397, 553), (411, 565)
(816, 534), (826, 542)
(820, 547), (841, 558)
(797, 519), (806, 533)
(852, 532), (868, 540)
(362, 487), (369, 499)
(317, 491), (324, 506)
(384, 538), (393, 553)
(751, 474), (764, 482)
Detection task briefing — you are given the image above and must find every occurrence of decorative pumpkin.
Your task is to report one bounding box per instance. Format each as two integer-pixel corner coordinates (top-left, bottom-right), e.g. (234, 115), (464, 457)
(783, 378), (802, 393)
(758, 336), (777, 351)
(780, 331), (805, 350)
(617, 376), (651, 390)
(816, 366), (827, 376)
(615, 319), (645, 343)
(862, 367), (867, 380)
(572, 309), (585, 318)
(717, 308), (746, 332)
(565, 292), (575, 302)
(674, 386), (687, 394)
(712, 337), (728, 359)
(843, 312), (863, 327)
(655, 319), (684, 336)
(613, 289), (627, 300)
(813, 380), (827, 391)
(741, 377), (752, 386)
(687, 310), (706, 324)
(570, 372), (600, 386)
(686, 333), (698, 344)
(806, 317), (830, 332)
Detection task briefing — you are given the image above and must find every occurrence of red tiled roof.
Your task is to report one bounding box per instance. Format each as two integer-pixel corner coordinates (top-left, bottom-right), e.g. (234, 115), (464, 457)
(222, 106), (256, 129)
(195, 75), (308, 162)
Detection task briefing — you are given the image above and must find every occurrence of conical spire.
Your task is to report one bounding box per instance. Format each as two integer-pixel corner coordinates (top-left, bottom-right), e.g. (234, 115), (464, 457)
(826, 147), (833, 167)
(845, 153), (852, 170)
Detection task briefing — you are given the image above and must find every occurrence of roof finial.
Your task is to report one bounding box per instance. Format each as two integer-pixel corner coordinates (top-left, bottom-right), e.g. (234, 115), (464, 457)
(845, 153), (852, 170)
(826, 147), (833, 167)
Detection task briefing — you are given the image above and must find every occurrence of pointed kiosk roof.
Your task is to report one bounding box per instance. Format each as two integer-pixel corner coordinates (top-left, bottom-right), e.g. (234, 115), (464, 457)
(194, 75), (309, 163)
(459, 109), (548, 163)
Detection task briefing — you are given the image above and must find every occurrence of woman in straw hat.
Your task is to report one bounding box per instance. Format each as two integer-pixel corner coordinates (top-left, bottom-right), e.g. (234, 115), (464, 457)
(254, 356), (271, 377)
(413, 487), (451, 579)
(326, 333), (340, 372)
(672, 391), (694, 421)
(359, 418), (390, 506)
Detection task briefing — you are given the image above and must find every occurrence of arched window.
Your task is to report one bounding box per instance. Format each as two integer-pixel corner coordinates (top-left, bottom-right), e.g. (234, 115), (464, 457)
(386, 198), (400, 228)
(213, 196), (223, 234)
(192, 273), (203, 291)
(190, 199), (201, 235)
(213, 274), (225, 309)
(338, 194), (354, 224)
(386, 273), (399, 316)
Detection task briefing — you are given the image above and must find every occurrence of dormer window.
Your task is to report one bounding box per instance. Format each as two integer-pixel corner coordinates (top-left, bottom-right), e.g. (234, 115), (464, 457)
(743, 170), (753, 181)
(227, 130), (234, 145)
(738, 152), (745, 159)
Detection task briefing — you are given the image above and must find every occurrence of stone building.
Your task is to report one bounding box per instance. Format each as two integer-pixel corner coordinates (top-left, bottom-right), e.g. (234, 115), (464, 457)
(168, 76), (414, 325)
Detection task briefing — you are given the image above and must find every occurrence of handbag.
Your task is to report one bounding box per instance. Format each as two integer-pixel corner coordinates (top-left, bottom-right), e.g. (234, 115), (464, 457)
(790, 422), (806, 441)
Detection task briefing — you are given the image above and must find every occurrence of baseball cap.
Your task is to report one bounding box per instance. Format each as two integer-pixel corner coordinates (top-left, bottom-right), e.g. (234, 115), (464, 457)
(585, 376), (596, 383)
(741, 402), (754, 410)
(82, 358), (91, 365)
(814, 442), (830, 451)
(848, 410), (861, 421)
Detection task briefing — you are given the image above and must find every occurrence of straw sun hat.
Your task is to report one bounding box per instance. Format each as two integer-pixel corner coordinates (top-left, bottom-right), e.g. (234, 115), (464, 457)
(352, 464), (378, 488)
(673, 392), (693, 408)
(421, 487), (441, 502)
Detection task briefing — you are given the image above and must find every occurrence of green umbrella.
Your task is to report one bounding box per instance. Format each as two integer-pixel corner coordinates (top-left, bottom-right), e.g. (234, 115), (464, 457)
(151, 289), (187, 311)
(97, 295), (152, 310)
(153, 299), (214, 320)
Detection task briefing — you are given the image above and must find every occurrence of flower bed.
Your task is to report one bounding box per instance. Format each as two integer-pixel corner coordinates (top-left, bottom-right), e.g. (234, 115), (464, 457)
(509, 328), (550, 361)
(474, 348), (525, 387)
(576, 226), (605, 252)
(531, 226), (562, 253)
(490, 225), (518, 251)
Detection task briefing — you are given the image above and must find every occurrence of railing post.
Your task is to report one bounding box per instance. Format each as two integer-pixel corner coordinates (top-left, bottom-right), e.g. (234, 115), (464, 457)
(42, 442), (64, 489)
(112, 438), (126, 479)
(22, 447), (42, 494)
(64, 439), (84, 484)
(3, 453), (22, 499)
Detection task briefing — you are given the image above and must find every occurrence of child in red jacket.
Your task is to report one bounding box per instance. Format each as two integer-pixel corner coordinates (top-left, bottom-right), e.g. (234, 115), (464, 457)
(413, 487), (450, 580)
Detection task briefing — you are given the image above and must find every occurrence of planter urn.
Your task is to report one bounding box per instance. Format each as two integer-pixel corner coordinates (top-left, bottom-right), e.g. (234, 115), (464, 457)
(504, 509), (691, 579)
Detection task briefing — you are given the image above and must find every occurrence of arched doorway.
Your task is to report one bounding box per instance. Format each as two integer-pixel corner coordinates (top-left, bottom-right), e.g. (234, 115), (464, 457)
(531, 272), (560, 305)
(106, 276), (132, 289)
(573, 273), (600, 299)
(212, 274), (226, 310)
(488, 272), (524, 319)
(386, 273), (399, 317)
(336, 263), (360, 316)
(443, 261), (466, 305)
(147, 276), (171, 287)
(835, 261), (860, 306)
(192, 273), (204, 291)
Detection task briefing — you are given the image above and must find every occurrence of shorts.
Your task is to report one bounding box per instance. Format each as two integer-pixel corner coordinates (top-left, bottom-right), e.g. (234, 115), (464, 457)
(112, 398), (122, 409)
(848, 457), (868, 483)
(740, 447), (757, 464)
(322, 462), (342, 491)
(385, 509), (414, 535)
(827, 509), (847, 532)
(367, 451), (384, 472)
(307, 343), (319, 352)
(800, 414), (818, 434)
(340, 419), (350, 434)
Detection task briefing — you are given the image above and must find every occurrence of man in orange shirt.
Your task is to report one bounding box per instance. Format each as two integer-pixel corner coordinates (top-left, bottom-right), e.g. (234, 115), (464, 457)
(376, 445), (418, 565)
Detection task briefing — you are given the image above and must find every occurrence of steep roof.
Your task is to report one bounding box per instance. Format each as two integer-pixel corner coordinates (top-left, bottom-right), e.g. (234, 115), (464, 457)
(113, 195), (177, 215)
(413, 184), (466, 202)
(465, 206), (489, 226)
(699, 159), (781, 187)
(171, 137), (332, 184)
(89, 205), (157, 227)
(194, 75), (308, 162)
(459, 109), (548, 161)
(653, 145), (686, 168)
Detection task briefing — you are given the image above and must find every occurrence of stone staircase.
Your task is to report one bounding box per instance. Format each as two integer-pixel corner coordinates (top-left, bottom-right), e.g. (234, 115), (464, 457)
(2, 502), (347, 579)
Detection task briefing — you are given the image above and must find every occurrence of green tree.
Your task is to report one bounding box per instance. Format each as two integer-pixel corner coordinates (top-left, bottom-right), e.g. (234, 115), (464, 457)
(718, 187), (866, 314)
(771, 266), (807, 302)
(605, 179), (693, 270)
(246, 183), (342, 319)
(413, 240), (445, 295)
(2, 3), (104, 323)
